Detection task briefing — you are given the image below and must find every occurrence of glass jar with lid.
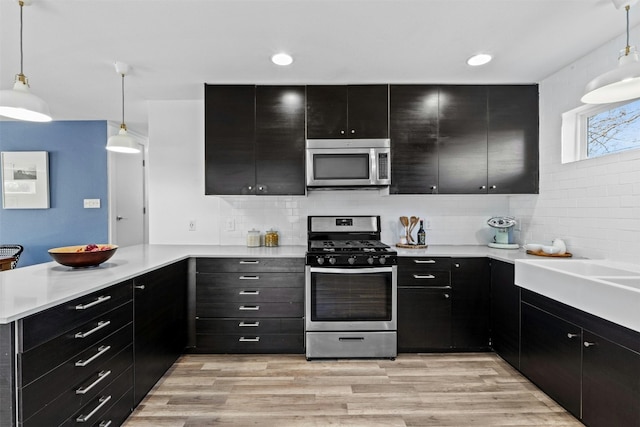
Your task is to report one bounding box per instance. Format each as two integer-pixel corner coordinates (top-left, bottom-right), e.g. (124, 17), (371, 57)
(265, 229), (279, 247)
(247, 229), (261, 247)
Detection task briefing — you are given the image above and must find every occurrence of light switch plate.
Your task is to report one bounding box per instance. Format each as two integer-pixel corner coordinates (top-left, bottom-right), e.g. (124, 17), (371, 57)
(83, 198), (101, 208)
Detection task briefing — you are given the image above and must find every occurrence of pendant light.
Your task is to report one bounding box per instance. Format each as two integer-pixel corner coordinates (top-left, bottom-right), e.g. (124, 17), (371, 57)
(106, 62), (140, 154)
(0, 0), (52, 122)
(582, 0), (640, 104)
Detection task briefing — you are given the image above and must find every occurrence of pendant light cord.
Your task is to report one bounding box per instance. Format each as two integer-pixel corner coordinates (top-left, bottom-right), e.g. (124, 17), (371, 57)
(626, 5), (631, 56)
(121, 73), (126, 127)
(19, 0), (24, 76)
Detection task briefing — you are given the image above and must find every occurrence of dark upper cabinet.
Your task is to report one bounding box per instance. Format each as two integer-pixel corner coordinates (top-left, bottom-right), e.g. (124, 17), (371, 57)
(306, 85), (389, 139)
(255, 86), (306, 195)
(438, 85), (489, 194)
(487, 85), (539, 194)
(204, 85), (306, 195)
(205, 85), (256, 195)
(389, 85), (439, 194)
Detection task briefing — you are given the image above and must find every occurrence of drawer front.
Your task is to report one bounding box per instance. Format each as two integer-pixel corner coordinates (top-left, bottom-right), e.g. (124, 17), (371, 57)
(20, 280), (132, 351)
(398, 257), (451, 272)
(20, 302), (133, 386)
(196, 272), (304, 289)
(196, 318), (303, 335)
(60, 367), (133, 427)
(195, 333), (304, 354)
(22, 345), (133, 427)
(21, 323), (133, 417)
(197, 284), (304, 305)
(84, 386), (134, 427)
(398, 269), (450, 288)
(197, 257), (304, 273)
(197, 302), (304, 318)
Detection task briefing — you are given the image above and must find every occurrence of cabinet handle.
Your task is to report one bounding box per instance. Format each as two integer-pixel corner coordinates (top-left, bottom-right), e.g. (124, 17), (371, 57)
(75, 295), (111, 310)
(134, 284), (145, 290)
(99, 421), (113, 427)
(76, 370), (111, 395)
(490, 185), (497, 189)
(454, 263), (460, 268)
(239, 321), (260, 327)
(339, 337), (365, 341)
(413, 259), (436, 264)
(239, 290), (259, 295)
(76, 395), (112, 422)
(239, 337), (260, 342)
(75, 345), (111, 367)
(479, 185), (487, 190)
(567, 333), (580, 339)
(239, 275), (260, 280)
(75, 321), (111, 339)
(413, 274), (436, 279)
(257, 186), (265, 191)
(430, 185), (437, 190)
(247, 185), (253, 191)
(584, 341), (597, 348)
(350, 129), (355, 134)
(444, 293), (450, 299)
(239, 260), (259, 264)
(239, 305), (259, 311)
(340, 130), (345, 135)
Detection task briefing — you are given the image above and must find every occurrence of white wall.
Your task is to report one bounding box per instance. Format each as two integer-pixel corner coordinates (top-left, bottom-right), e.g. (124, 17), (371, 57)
(512, 26), (640, 262)
(148, 100), (510, 247)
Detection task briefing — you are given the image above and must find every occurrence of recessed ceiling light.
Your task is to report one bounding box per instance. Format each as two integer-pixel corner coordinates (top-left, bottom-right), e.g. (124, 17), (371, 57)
(467, 53), (492, 67)
(271, 53), (293, 66)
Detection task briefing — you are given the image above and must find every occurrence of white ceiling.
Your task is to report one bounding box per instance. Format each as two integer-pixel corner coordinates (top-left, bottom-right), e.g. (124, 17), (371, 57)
(0, 0), (638, 137)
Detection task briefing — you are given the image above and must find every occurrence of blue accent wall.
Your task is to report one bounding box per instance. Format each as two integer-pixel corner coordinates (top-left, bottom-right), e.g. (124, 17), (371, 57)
(0, 121), (109, 266)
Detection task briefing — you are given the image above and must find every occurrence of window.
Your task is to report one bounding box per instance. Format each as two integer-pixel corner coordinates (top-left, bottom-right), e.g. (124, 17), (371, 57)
(562, 98), (640, 163)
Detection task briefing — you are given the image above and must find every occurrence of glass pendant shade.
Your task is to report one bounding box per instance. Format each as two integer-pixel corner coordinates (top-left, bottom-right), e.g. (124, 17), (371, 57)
(107, 126), (140, 153)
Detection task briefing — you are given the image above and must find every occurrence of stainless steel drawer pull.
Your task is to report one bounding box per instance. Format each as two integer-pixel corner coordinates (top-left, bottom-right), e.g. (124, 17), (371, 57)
(413, 274), (436, 279)
(75, 321), (111, 339)
(76, 370), (111, 395)
(567, 333), (579, 339)
(413, 260), (436, 264)
(239, 336), (260, 342)
(239, 275), (260, 280)
(75, 295), (111, 310)
(76, 395), (112, 422)
(239, 260), (260, 264)
(239, 305), (259, 311)
(239, 321), (260, 327)
(134, 284), (145, 290)
(239, 290), (260, 295)
(75, 345), (111, 367)
(339, 337), (365, 341)
(99, 421), (113, 427)
(584, 341), (597, 348)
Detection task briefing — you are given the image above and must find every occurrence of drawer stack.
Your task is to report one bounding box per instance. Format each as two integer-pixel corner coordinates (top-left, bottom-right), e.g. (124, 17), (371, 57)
(17, 281), (133, 427)
(195, 258), (304, 353)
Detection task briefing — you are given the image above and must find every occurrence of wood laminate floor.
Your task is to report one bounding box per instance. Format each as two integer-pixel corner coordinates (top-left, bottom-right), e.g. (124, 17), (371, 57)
(124, 353), (583, 427)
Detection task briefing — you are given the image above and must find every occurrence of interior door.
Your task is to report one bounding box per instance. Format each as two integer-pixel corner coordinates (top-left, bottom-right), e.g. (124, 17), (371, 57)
(110, 148), (145, 247)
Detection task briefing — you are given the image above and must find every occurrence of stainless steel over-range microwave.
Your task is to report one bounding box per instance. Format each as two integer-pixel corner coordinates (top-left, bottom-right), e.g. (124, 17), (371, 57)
(305, 139), (391, 189)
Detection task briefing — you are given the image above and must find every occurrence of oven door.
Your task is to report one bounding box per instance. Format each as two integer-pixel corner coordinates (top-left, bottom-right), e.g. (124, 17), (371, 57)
(305, 266), (397, 331)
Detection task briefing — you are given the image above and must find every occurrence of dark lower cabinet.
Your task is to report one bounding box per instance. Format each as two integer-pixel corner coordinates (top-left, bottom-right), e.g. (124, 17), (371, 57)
(520, 302), (582, 418)
(490, 260), (520, 369)
(397, 287), (452, 351)
(582, 330), (640, 427)
(451, 258), (490, 349)
(133, 260), (187, 405)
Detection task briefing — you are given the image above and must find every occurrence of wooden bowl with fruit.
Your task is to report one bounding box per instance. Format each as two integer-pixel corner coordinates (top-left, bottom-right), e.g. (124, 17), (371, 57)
(48, 244), (118, 268)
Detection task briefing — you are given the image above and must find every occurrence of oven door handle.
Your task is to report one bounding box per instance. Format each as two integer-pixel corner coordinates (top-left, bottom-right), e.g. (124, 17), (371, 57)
(309, 267), (393, 274)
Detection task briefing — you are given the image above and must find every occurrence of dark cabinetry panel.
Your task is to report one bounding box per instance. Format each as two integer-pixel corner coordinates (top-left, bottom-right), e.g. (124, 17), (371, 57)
(451, 258), (490, 349)
(490, 260), (520, 368)
(306, 85), (388, 138)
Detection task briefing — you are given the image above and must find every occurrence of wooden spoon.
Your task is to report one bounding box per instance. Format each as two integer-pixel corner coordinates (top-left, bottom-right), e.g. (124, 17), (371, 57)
(400, 216), (409, 243)
(408, 216), (419, 243)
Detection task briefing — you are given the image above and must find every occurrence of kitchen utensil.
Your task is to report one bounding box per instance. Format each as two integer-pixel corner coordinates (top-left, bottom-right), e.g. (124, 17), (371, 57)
(48, 244), (118, 268)
(400, 216), (409, 243)
(487, 216), (519, 249)
(408, 216), (418, 243)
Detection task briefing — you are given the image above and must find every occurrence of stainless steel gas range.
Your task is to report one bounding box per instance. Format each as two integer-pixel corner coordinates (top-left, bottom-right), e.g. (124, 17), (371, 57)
(305, 215), (397, 360)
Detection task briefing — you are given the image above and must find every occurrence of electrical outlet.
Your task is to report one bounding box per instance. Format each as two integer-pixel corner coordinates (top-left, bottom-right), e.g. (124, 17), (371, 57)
(83, 198), (100, 209)
(188, 220), (196, 231)
(225, 218), (235, 231)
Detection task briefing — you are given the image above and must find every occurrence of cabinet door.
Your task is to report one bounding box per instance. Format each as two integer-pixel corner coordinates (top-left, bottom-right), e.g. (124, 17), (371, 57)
(306, 85), (348, 138)
(347, 85), (389, 138)
(520, 303), (582, 418)
(133, 261), (187, 405)
(255, 86), (306, 195)
(490, 260), (520, 368)
(451, 258), (490, 349)
(488, 85), (539, 194)
(204, 85), (256, 195)
(438, 85), (488, 194)
(582, 330), (640, 427)
(389, 85), (439, 194)
(398, 287), (452, 351)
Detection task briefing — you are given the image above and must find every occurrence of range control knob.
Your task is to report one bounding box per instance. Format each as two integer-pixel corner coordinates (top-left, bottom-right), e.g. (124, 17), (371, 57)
(367, 257), (375, 265)
(348, 257), (356, 265)
(316, 257), (325, 265)
(379, 257), (387, 265)
(328, 257), (336, 265)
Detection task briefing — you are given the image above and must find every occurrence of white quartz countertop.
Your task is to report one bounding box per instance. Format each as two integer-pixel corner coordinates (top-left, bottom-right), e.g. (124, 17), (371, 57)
(0, 244), (539, 324)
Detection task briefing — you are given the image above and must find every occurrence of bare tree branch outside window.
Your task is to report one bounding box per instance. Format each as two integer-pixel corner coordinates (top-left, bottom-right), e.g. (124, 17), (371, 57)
(587, 98), (640, 158)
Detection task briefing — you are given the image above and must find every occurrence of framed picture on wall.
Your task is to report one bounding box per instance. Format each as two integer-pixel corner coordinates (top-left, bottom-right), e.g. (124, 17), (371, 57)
(1, 151), (50, 209)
